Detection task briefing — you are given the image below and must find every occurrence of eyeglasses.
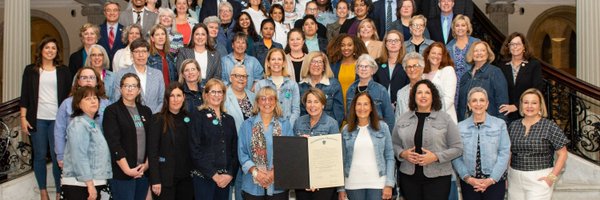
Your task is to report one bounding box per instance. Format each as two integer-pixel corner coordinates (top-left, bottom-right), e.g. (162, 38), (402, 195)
(132, 50), (148, 54)
(357, 65), (372, 70)
(231, 73), (248, 79)
(405, 64), (422, 70)
(508, 42), (523, 48)
(386, 39), (401, 44)
(311, 60), (324, 65)
(122, 84), (139, 90)
(259, 96), (276, 102)
(208, 90), (224, 96)
(90, 53), (104, 57)
(79, 76), (97, 81)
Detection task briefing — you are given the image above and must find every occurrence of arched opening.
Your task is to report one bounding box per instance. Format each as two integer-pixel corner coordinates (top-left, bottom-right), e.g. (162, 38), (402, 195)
(542, 34), (552, 64)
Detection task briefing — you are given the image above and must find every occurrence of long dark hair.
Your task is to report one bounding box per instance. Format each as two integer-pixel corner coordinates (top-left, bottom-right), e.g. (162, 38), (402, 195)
(159, 82), (187, 134)
(232, 12), (260, 41)
(187, 23), (216, 51)
(34, 37), (62, 72)
(71, 86), (100, 118)
(284, 28), (309, 54)
(346, 92), (380, 132)
(408, 79), (442, 111)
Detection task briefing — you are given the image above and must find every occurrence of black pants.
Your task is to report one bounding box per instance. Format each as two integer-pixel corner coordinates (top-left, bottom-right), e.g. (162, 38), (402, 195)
(399, 172), (451, 200)
(242, 191), (289, 200)
(62, 185), (105, 200)
(295, 188), (336, 200)
(154, 176), (194, 200)
(459, 179), (506, 200)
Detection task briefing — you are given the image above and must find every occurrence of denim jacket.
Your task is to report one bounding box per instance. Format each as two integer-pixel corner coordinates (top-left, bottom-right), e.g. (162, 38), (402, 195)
(104, 70), (116, 100)
(54, 97), (110, 161)
(254, 77), (300, 126)
(457, 63), (508, 121)
(346, 79), (395, 132)
(254, 38), (283, 67)
(221, 53), (264, 91)
(224, 86), (256, 132)
(238, 115), (293, 196)
(147, 52), (178, 82)
(392, 111), (463, 178)
(341, 121), (395, 187)
(452, 113), (511, 182)
(62, 115), (112, 182)
(293, 114), (340, 136)
(404, 38), (434, 55)
(298, 77), (344, 127)
(183, 82), (203, 113)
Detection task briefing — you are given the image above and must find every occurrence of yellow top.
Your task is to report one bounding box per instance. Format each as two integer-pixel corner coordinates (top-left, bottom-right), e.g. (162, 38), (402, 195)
(338, 63), (356, 109)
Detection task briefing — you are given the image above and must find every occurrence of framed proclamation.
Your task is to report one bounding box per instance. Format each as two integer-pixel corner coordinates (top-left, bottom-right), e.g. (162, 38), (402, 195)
(273, 134), (344, 189)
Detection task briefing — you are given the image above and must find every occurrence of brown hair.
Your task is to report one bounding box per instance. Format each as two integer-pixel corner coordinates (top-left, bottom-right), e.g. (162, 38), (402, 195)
(327, 34), (368, 63)
(159, 82), (187, 134)
(466, 41), (495, 64)
(423, 42), (455, 73)
(408, 79), (442, 111)
(149, 24), (171, 55)
(34, 37), (63, 72)
(377, 30), (405, 64)
(500, 32), (534, 61)
(346, 92), (380, 132)
(70, 67), (108, 99)
(301, 87), (327, 107)
(71, 86), (100, 118)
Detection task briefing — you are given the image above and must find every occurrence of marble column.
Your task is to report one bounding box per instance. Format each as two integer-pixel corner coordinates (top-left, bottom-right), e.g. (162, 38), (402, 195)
(2, 0), (31, 101)
(485, 0), (515, 36)
(577, 0), (600, 87)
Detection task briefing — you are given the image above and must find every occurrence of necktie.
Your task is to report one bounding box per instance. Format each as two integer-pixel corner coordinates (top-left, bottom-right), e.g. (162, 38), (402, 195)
(108, 26), (115, 49)
(386, 0), (392, 31)
(442, 16), (449, 43)
(135, 10), (142, 25)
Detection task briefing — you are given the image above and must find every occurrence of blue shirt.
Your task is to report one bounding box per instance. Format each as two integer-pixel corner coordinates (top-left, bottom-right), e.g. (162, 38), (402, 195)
(305, 36), (320, 52)
(238, 115), (293, 196)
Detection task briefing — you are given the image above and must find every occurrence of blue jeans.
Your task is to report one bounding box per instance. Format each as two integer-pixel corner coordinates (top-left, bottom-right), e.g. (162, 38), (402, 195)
(109, 177), (149, 200)
(228, 169), (243, 200)
(31, 119), (61, 192)
(193, 176), (230, 200)
(345, 189), (382, 200)
(449, 180), (458, 200)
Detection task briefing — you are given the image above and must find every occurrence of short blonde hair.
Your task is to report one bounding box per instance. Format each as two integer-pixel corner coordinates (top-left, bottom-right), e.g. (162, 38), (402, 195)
(199, 79), (227, 112)
(264, 48), (290, 77)
(357, 19), (379, 40)
(466, 41), (495, 64)
(409, 15), (427, 27)
(299, 52), (334, 79)
(178, 59), (202, 83)
(519, 88), (548, 118)
(80, 23), (100, 39)
(252, 87), (283, 118)
(451, 14), (473, 37)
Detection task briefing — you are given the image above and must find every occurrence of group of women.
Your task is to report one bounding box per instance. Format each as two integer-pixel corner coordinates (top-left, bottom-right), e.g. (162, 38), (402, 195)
(20, 0), (568, 200)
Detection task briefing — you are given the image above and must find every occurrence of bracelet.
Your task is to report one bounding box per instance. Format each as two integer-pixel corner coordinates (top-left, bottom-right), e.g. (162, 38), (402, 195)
(547, 173), (558, 182)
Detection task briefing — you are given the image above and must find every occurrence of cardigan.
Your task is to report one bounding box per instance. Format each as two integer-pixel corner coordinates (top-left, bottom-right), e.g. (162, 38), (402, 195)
(19, 64), (72, 132)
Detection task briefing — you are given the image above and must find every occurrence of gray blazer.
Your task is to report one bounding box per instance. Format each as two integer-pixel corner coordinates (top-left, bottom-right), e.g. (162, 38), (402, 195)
(224, 86), (256, 132)
(392, 110), (463, 178)
(118, 8), (158, 37)
(175, 47), (222, 85)
(111, 65), (165, 114)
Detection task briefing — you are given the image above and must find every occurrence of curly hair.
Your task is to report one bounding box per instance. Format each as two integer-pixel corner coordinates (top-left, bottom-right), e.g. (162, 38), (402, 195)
(408, 79), (442, 112)
(326, 34), (368, 63)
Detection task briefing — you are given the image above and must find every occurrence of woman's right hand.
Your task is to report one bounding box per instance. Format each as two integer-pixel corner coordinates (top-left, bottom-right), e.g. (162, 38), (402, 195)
(338, 191), (347, 200)
(20, 118), (31, 135)
(87, 186), (97, 200)
(125, 165), (143, 178)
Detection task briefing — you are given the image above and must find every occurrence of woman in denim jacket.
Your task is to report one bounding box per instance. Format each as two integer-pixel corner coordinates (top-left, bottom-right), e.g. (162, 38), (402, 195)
(148, 25), (178, 85)
(298, 52), (344, 127)
(293, 88), (340, 200)
(339, 92), (395, 200)
(62, 86), (112, 200)
(452, 87), (510, 200)
(457, 41), (508, 121)
(345, 54), (395, 132)
(392, 79), (463, 200)
(238, 87), (293, 199)
(254, 48), (300, 126)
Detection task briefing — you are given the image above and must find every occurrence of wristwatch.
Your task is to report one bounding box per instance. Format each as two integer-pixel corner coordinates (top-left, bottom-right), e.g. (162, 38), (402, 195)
(251, 168), (258, 178)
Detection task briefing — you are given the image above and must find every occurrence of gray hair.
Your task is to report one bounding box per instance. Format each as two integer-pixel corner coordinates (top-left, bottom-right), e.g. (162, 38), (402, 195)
(355, 54), (378, 72)
(467, 87), (488, 102)
(402, 52), (425, 69)
(203, 16), (221, 25)
(157, 8), (178, 34)
(219, 1), (234, 15)
(84, 44), (110, 70)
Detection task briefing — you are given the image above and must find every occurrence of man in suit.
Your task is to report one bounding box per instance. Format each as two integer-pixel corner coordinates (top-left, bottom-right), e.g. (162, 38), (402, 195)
(198, 0), (243, 23)
(98, 1), (125, 71)
(419, 0), (473, 19)
(370, 0), (397, 39)
(427, 0), (455, 44)
(118, 0), (158, 37)
(293, 1), (327, 39)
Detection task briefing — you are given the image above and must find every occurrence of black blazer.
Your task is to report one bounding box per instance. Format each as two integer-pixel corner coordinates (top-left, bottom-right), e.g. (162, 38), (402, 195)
(19, 64), (72, 132)
(372, 62), (409, 107)
(189, 109), (239, 179)
(148, 113), (193, 186)
(175, 48), (222, 85)
(103, 99), (153, 180)
(499, 59), (544, 121)
(199, 0), (243, 22)
(427, 15), (455, 44)
(369, 0), (390, 39)
(68, 48), (85, 75)
(98, 22), (125, 70)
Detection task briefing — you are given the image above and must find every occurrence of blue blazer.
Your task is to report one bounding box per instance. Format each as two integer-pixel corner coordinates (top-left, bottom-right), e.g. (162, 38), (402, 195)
(98, 22), (125, 70)
(369, 0), (390, 40)
(111, 66), (165, 114)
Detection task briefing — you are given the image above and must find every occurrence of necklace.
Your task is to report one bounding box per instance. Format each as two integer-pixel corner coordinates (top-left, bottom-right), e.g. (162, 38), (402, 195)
(357, 85), (368, 93)
(289, 52), (305, 60)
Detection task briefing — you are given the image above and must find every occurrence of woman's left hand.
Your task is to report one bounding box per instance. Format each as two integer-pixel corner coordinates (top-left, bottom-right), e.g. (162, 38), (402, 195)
(417, 148), (438, 166)
(538, 176), (554, 187)
(382, 186), (393, 200)
(499, 104), (518, 115)
(218, 174), (234, 188)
